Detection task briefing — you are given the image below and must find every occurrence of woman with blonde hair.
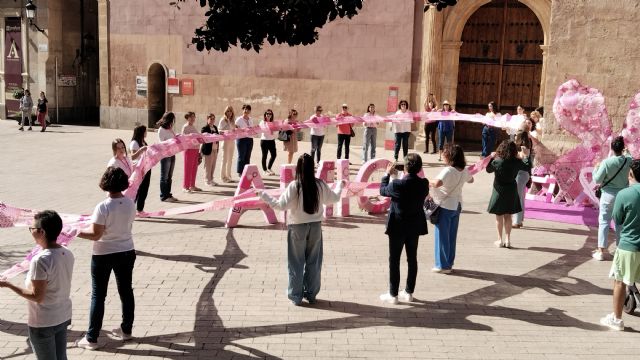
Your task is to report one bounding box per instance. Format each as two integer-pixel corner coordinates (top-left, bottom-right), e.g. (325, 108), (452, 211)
(283, 109), (300, 164)
(218, 106), (236, 182)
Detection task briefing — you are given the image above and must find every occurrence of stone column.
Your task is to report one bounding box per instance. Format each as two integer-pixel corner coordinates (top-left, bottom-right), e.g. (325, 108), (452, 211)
(20, 17), (30, 90)
(420, 8), (443, 107)
(440, 41), (463, 106)
(98, 0), (110, 107)
(539, 44), (549, 108)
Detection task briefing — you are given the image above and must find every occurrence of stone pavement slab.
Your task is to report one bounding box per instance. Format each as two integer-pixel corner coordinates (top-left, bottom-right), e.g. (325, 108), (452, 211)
(0, 120), (635, 359)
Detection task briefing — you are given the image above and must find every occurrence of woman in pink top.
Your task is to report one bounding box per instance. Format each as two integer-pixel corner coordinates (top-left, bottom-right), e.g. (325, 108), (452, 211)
(336, 104), (353, 161)
(182, 112), (201, 193)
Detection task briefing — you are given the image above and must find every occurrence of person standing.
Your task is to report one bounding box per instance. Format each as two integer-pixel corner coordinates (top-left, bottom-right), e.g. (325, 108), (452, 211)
(362, 104), (378, 163)
(512, 130), (534, 228)
(257, 153), (345, 305)
(235, 104), (254, 177)
(0, 211), (74, 360)
(37, 92), (48, 132)
(130, 126), (150, 215)
(336, 104), (353, 161)
(437, 101), (455, 161)
(157, 112), (178, 202)
(201, 113), (220, 186)
(76, 167), (137, 350)
(592, 136), (633, 261)
(486, 140), (530, 249)
(283, 109), (300, 164)
(600, 159), (640, 331)
(482, 101), (498, 158)
(423, 94), (438, 154)
(218, 106), (236, 183)
(309, 105), (325, 164)
(379, 153), (429, 304)
(259, 109), (277, 175)
(393, 100), (412, 162)
(108, 138), (134, 177)
(182, 112), (201, 193)
(431, 144), (474, 273)
(19, 89), (34, 131)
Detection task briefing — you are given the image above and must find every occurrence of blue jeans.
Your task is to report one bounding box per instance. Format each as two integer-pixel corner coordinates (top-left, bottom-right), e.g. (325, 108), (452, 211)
(512, 170), (530, 225)
(287, 222), (323, 304)
(310, 135), (324, 164)
(362, 127), (377, 162)
(434, 204), (461, 270)
(29, 319), (71, 360)
(159, 156), (175, 200)
(438, 129), (453, 150)
(88, 250), (136, 342)
(236, 137), (254, 175)
(598, 189), (622, 249)
(394, 132), (410, 161)
(481, 126), (495, 157)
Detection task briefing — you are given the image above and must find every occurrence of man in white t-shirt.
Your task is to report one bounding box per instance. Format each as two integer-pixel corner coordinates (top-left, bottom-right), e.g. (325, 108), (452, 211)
(0, 210), (74, 359)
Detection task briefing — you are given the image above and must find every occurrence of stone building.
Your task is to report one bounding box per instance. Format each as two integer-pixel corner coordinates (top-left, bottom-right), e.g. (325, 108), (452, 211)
(4, 0), (638, 151)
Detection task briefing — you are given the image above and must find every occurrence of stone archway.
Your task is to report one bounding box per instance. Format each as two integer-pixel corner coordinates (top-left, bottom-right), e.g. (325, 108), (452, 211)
(439, 0), (550, 107)
(147, 62), (167, 128)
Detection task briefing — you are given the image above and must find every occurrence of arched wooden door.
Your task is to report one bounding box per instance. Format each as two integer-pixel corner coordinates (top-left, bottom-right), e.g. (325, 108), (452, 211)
(454, 0), (543, 145)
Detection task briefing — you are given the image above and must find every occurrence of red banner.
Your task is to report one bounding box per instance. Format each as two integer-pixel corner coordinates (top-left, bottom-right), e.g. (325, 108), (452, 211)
(4, 18), (22, 118)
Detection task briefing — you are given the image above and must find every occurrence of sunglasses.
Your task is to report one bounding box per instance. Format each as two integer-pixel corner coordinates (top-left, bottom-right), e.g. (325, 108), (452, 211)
(28, 227), (40, 232)
(265, 113), (273, 116)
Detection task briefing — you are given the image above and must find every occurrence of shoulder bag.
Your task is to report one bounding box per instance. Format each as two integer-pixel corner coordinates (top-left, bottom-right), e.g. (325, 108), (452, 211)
(595, 157), (627, 198)
(426, 170), (465, 225)
(278, 130), (290, 142)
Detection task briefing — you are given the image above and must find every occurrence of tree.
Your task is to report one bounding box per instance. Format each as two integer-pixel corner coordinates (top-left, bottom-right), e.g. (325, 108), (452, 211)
(172, 0), (459, 53)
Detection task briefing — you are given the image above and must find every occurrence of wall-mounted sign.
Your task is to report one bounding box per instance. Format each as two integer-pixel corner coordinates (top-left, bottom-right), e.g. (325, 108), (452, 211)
(168, 69), (176, 78)
(167, 77), (180, 94)
(386, 86), (399, 112)
(181, 79), (194, 95)
(58, 74), (77, 87)
(136, 76), (147, 97)
(37, 43), (48, 52)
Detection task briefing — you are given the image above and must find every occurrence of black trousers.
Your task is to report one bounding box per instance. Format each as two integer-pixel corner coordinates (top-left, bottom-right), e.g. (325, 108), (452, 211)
(337, 134), (351, 159)
(135, 170), (151, 212)
(260, 140), (277, 171)
(424, 122), (437, 153)
(388, 232), (419, 296)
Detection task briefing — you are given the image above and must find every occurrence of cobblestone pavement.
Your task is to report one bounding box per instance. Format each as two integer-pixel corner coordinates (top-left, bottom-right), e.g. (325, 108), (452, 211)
(0, 120), (636, 359)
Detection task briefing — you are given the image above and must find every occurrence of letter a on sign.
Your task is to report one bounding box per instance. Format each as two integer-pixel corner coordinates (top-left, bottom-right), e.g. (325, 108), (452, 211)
(7, 40), (19, 60)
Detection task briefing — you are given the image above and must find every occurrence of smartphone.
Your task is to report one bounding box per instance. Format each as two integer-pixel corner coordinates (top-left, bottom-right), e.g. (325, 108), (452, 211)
(393, 162), (405, 171)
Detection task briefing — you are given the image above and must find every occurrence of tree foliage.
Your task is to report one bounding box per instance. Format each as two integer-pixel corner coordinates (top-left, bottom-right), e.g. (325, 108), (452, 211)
(172, 0), (459, 53)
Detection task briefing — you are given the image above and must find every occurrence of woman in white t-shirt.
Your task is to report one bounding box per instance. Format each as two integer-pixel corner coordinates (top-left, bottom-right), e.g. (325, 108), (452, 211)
(156, 112), (178, 202)
(235, 104), (254, 177)
(0, 210), (74, 359)
(430, 144), (474, 273)
(107, 138), (134, 177)
(393, 100), (412, 162)
(76, 167), (137, 350)
(130, 125), (149, 214)
(259, 109), (277, 175)
(181, 112), (201, 193)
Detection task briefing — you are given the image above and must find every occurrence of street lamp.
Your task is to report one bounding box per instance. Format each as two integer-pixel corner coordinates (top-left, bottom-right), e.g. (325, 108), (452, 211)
(25, 0), (45, 33)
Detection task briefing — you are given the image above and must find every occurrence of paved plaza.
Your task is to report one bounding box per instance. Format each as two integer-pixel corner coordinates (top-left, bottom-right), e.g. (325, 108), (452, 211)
(0, 120), (637, 359)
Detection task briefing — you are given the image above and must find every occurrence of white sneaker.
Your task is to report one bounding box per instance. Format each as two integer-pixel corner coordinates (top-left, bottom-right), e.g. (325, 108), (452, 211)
(111, 328), (133, 341)
(399, 290), (413, 302)
(431, 267), (452, 274)
(600, 313), (624, 331)
(76, 336), (100, 350)
(592, 250), (605, 261)
(379, 293), (399, 305)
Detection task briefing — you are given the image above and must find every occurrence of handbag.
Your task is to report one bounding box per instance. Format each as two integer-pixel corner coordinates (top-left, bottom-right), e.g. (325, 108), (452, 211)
(595, 157), (627, 199)
(427, 170), (466, 225)
(349, 126), (355, 138)
(278, 130), (290, 142)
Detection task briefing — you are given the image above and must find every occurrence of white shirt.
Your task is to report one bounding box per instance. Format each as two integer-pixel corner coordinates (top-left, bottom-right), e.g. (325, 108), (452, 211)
(392, 110), (412, 133)
(260, 180), (344, 224)
(158, 127), (175, 142)
(235, 116), (252, 129)
(260, 120), (276, 140)
(129, 140), (143, 165)
(90, 197), (136, 255)
(309, 115), (325, 136)
(363, 113), (379, 128)
(431, 167), (472, 211)
(107, 156), (133, 177)
(26, 247), (74, 327)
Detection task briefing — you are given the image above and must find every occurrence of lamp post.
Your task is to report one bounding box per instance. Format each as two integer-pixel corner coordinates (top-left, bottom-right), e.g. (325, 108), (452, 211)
(25, 0), (46, 33)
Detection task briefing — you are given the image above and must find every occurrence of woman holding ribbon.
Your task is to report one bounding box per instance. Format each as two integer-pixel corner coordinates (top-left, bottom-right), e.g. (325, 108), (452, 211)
(218, 106), (236, 183)
(393, 100), (412, 162)
(259, 109), (277, 175)
(423, 94), (438, 154)
(283, 109), (300, 164)
(362, 103), (378, 163)
(235, 104), (254, 177)
(157, 112), (179, 202)
(437, 101), (455, 161)
(201, 113), (220, 186)
(108, 138), (134, 177)
(182, 112), (201, 193)
(129, 126), (150, 215)
(482, 102), (498, 158)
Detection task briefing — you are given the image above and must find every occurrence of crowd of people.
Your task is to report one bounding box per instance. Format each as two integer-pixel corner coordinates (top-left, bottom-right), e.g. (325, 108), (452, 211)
(3, 97), (640, 358)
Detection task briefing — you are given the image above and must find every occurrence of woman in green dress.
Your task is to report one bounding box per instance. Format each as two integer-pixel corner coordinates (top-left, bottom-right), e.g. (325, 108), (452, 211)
(486, 140), (530, 248)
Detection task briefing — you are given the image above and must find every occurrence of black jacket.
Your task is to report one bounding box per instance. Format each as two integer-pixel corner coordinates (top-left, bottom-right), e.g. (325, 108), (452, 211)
(380, 173), (429, 236)
(200, 124), (219, 155)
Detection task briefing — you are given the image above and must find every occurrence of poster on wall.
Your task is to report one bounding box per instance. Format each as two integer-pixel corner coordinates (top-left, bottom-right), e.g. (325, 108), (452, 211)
(167, 77), (180, 94)
(136, 76), (147, 97)
(4, 18), (23, 119)
(181, 79), (194, 95)
(57, 75), (77, 87)
(386, 86), (399, 112)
